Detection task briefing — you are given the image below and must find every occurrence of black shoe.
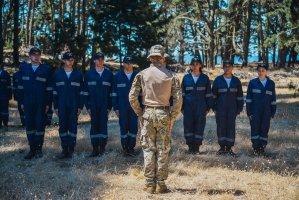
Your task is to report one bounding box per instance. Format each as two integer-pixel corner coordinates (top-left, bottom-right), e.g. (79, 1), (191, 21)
(122, 148), (129, 156)
(217, 145), (226, 155)
(35, 147), (43, 158)
(68, 146), (74, 158)
(187, 145), (193, 154)
(127, 148), (136, 157)
(57, 147), (69, 159)
(226, 147), (237, 157)
(24, 145), (35, 160)
(99, 145), (106, 155)
(192, 145), (200, 154)
(253, 148), (260, 156)
(89, 145), (99, 157)
(258, 147), (265, 156)
(2, 126), (8, 132)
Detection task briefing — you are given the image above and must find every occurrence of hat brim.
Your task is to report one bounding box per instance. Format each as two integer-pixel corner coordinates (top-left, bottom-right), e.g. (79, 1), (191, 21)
(93, 57), (104, 60)
(147, 53), (169, 58)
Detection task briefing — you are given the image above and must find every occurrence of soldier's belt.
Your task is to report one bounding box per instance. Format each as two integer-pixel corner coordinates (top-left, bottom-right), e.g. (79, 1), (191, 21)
(145, 105), (170, 111)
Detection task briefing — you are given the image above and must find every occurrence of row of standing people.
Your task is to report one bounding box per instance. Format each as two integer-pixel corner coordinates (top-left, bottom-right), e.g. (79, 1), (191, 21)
(0, 47), (276, 161)
(181, 57), (276, 156)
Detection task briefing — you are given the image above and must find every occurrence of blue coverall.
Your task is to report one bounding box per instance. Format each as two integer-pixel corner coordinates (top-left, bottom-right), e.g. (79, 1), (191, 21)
(181, 72), (213, 147)
(18, 63), (52, 149)
(212, 75), (244, 147)
(53, 68), (84, 149)
(246, 77), (276, 149)
(84, 67), (113, 147)
(112, 69), (139, 151)
(0, 69), (12, 128)
(13, 70), (25, 126)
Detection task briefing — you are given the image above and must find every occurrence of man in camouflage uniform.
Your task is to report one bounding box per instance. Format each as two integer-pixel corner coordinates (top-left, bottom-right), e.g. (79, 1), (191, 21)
(129, 45), (182, 194)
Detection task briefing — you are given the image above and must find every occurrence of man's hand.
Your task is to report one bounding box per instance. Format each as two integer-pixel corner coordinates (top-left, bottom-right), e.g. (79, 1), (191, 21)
(77, 108), (82, 116)
(45, 105), (49, 113)
(55, 109), (59, 116)
(249, 115), (252, 120)
(169, 120), (174, 130)
(139, 116), (143, 128)
(21, 104), (24, 112)
(115, 110), (120, 118)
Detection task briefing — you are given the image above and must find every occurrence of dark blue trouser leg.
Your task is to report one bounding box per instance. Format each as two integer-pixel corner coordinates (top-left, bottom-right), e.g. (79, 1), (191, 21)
(250, 113), (262, 148)
(0, 100), (9, 126)
(183, 108), (195, 146)
(216, 113), (227, 146)
(34, 107), (46, 148)
(59, 107), (69, 148)
(194, 116), (206, 146)
(99, 107), (108, 147)
(18, 103), (25, 126)
(90, 108), (99, 146)
(25, 107), (36, 146)
(68, 108), (78, 148)
(119, 109), (129, 150)
(225, 114), (236, 147)
(90, 107), (108, 146)
(46, 108), (53, 126)
(128, 109), (138, 150)
(260, 113), (271, 148)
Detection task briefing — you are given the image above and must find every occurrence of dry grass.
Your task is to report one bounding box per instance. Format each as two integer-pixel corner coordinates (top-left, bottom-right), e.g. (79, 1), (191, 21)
(1, 69), (299, 200)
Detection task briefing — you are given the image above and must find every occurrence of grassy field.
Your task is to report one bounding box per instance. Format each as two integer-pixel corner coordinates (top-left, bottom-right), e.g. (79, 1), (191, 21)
(0, 68), (298, 200)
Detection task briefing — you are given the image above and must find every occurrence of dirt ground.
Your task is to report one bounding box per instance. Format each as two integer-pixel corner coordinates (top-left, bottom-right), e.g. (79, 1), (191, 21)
(0, 68), (298, 200)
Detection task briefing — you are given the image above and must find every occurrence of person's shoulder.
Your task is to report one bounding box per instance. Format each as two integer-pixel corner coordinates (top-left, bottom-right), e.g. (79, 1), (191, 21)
(114, 70), (122, 77)
(214, 75), (223, 82)
(104, 66), (113, 74)
(249, 77), (259, 83)
(73, 68), (82, 75)
(85, 68), (94, 76)
(267, 77), (275, 85)
(40, 63), (51, 70)
(20, 63), (30, 70)
(232, 75), (241, 83)
(201, 73), (210, 80)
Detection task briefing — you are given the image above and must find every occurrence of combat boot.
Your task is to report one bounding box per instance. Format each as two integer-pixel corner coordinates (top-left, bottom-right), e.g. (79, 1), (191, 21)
(99, 145), (106, 155)
(187, 144), (193, 154)
(24, 145), (35, 160)
(35, 146), (43, 158)
(57, 147), (69, 159)
(226, 146), (237, 157)
(68, 146), (74, 158)
(156, 184), (168, 194)
(217, 145), (226, 155)
(192, 144), (200, 154)
(143, 185), (156, 194)
(89, 145), (99, 157)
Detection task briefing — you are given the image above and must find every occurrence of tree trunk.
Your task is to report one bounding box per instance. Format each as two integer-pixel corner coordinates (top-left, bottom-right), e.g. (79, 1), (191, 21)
(257, 0), (264, 62)
(272, 43), (276, 68)
(178, 21), (185, 65)
(26, 0), (32, 46)
(77, 0), (81, 34)
(242, 0), (252, 67)
(28, 0), (36, 46)
(81, 0), (87, 72)
(277, 47), (287, 68)
(0, 0), (3, 65)
(13, 0), (19, 66)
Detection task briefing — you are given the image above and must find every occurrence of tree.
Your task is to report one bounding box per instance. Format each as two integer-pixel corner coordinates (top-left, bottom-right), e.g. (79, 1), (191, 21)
(13, 0), (19, 66)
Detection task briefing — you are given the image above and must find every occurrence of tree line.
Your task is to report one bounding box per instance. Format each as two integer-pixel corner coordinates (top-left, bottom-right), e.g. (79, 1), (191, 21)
(1, 0), (298, 70)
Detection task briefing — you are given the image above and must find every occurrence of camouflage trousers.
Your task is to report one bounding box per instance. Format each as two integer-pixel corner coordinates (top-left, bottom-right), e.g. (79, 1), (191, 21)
(140, 108), (171, 186)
